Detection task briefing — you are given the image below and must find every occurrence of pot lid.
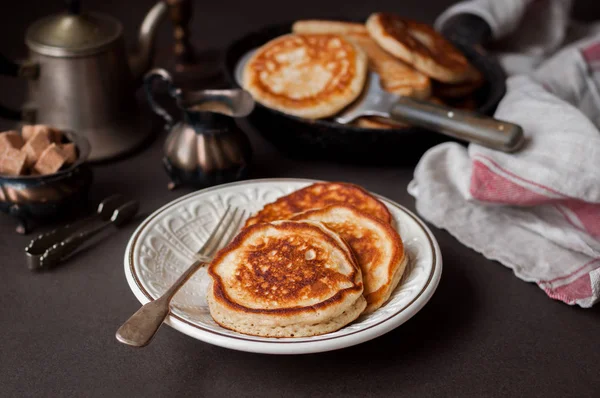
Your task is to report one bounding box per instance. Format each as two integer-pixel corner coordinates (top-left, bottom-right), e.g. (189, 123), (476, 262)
(25, 6), (122, 57)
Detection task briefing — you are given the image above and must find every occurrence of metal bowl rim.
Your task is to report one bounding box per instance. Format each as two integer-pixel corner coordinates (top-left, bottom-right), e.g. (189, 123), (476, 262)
(0, 130), (90, 182)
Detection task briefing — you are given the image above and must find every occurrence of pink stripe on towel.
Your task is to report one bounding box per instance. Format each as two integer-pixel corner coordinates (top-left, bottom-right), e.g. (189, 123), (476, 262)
(541, 273), (594, 304)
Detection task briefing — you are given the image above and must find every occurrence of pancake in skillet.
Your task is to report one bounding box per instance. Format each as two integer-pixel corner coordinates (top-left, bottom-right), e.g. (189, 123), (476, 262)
(293, 20), (431, 99)
(292, 20), (368, 35)
(207, 220), (366, 337)
(244, 182), (392, 227)
(356, 116), (408, 129)
(242, 33), (367, 119)
(293, 205), (407, 313)
(366, 12), (473, 83)
(433, 66), (484, 98)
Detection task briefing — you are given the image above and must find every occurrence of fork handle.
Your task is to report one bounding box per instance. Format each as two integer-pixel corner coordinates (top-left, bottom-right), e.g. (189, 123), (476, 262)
(389, 97), (524, 152)
(115, 259), (205, 347)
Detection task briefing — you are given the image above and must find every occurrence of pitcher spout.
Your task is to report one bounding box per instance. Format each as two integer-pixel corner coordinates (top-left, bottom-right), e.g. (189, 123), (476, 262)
(128, 1), (168, 82)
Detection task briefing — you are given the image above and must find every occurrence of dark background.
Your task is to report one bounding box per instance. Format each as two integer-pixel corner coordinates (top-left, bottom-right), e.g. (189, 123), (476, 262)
(1, 1), (599, 397)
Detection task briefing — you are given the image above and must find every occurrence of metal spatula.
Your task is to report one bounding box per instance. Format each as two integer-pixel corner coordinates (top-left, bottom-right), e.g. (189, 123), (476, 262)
(336, 72), (524, 152)
(234, 49), (524, 153)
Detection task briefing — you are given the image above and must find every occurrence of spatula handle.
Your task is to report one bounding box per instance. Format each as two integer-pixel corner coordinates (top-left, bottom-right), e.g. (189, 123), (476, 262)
(389, 97), (524, 152)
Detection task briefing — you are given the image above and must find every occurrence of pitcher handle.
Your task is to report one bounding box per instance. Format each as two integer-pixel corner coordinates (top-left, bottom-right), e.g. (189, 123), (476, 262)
(143, 68), (181, 130)
(0, 53), (38, 120)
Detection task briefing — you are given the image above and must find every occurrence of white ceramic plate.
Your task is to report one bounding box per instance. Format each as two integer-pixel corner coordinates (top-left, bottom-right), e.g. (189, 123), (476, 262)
(124, 178), (442, 354)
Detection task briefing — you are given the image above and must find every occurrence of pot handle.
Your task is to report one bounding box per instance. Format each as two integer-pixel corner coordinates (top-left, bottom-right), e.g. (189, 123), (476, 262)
(0, 53), (38, 120)
(439, 13), (492, 47)
(144, 68), (181, 130)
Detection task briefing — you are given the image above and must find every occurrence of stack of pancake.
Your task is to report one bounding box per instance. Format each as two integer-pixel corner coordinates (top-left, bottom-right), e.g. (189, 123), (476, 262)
(242, 12), (482, 129)
(207, 182), (408, 338)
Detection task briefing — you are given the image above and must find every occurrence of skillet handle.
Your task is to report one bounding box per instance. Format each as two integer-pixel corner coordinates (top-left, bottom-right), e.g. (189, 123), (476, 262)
(389, 97), (524, 153)
(440, 14), (492, 47)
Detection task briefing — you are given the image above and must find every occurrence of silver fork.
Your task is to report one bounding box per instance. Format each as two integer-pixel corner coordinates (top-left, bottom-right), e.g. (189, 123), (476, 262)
(115, 206), (246, 347)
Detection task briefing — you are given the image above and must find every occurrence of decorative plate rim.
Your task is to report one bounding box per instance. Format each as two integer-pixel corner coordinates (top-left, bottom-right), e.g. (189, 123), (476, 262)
(123, 178), (443, 354)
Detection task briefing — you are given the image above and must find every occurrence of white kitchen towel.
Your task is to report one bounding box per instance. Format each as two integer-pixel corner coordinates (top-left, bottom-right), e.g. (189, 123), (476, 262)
(408, 0), (600, 307)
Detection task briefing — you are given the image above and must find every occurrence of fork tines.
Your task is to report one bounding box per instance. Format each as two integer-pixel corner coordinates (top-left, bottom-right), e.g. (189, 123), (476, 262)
(197, 206), (247, 258)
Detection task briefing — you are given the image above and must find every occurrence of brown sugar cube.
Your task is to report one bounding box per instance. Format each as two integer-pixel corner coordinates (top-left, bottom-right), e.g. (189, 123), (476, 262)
(0, 147), (27, 176)
(33, 143), (66, 175)
(59, 143), (77, 164)
(22, 124), (63, 143)
(48, 127), (64, 143)
(22, 124), (45, 141)
(0, 131), (24, 152)
(22, 130), (51, 167)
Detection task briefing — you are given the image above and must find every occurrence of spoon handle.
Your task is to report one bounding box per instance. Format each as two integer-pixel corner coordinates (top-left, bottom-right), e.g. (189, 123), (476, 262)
(389, 96), (524, 152)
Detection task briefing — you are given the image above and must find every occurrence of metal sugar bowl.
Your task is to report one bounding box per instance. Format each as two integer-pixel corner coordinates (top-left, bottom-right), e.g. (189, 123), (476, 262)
(144, 69), (254, 190)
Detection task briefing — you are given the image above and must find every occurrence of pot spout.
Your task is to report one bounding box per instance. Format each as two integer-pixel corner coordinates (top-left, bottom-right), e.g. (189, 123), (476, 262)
(129, 1), (168, 82)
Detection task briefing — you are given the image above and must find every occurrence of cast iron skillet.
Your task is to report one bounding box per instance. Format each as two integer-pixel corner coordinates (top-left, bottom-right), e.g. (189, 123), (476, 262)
(223, 14), (501, 165)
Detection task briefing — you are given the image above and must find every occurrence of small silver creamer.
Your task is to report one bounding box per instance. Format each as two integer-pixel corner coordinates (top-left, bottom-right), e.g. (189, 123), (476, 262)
(144, 68), (254, 190)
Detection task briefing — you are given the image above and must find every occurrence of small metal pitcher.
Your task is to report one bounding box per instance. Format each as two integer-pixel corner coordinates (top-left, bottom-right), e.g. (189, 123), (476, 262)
(144, 69), (254, 189)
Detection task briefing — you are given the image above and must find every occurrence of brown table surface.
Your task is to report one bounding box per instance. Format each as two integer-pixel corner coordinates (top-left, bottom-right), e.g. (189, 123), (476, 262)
(1, 1), (599, 397)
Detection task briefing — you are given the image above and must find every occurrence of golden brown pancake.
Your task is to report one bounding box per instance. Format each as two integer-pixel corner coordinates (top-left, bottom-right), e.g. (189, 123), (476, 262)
(207, 220), (366, 337)
(366, 13), (473, 83)
(242, 33), (367, 119)
(244, 182), (392, 227)
(355, 116), (409, 130)
(293, 205), (407, 313)
(292, 20), (368, 36)
(346, 33), (431, 99)
(433, 66), (484, 98)
(292, 20), (431, 99)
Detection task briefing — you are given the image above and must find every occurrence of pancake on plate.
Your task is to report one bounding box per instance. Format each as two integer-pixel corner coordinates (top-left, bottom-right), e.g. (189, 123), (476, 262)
(293, 20), (431, 99)
(207, 220), (367, 337)
(242, 33), (367, 119)
(244, 182), (392, 227)
(366, 12), (473, 83)
(292, 205), (407, 313)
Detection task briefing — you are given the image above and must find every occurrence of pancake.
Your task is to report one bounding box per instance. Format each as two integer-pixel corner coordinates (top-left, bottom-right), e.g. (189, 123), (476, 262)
(366, 12), (473, 83)
(292, 20), (368, 35)
(242, 33), (367, 119)
(207, 220), (367, 337)
(292, 205), (407, 313)
(293, 20), (431, 99)
(433, 66), (484, 98)
(244, 182), (392, 227)
(356, 116), (409, 130)
(346, 33), (431, 99)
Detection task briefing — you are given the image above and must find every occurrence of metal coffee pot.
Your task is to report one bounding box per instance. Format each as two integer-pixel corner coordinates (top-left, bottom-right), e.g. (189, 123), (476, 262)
(0, 0), (168, 161)
(144, 69), (254, 189)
